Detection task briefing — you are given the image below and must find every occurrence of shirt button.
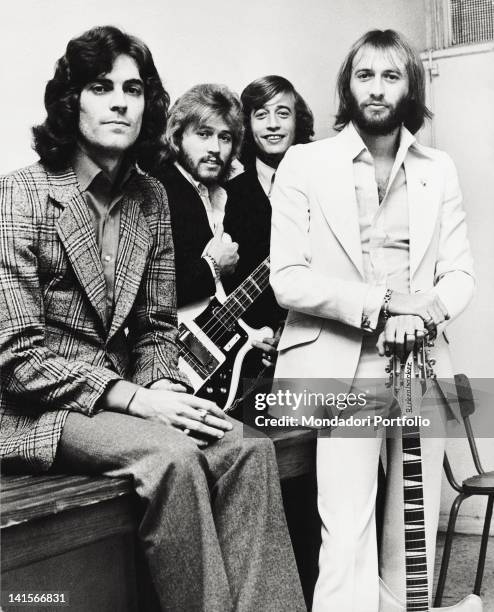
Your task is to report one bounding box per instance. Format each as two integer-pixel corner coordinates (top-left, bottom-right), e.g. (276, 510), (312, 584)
(104, 255), (111, 262)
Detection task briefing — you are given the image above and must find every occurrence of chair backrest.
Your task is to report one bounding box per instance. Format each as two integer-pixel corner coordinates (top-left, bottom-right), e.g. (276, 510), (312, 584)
(455, 373), (485, 475)
(444, 374), (485, 489)
(455, 373), (476, 419)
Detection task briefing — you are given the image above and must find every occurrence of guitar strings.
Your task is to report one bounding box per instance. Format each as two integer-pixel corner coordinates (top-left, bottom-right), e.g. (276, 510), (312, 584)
(209, 267), (270, 331)
(176, 261), (270, 376)
(198, 262), (271, 342)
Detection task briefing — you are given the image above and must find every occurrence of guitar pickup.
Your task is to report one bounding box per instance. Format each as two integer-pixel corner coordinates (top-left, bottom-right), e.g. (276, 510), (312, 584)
(178, 324), (220, 374)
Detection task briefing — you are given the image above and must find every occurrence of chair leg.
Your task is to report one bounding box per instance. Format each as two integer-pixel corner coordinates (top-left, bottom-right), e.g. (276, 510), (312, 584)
(434, 493), (468, 607)
(473, 494), (494, 596)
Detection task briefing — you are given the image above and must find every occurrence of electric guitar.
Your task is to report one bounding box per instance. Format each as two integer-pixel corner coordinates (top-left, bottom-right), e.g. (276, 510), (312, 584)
(177, 258), (272, 411)
(379, 341), (482, 612)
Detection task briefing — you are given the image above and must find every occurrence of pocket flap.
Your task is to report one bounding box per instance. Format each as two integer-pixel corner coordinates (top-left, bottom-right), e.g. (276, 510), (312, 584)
(278, 314), (323, 351)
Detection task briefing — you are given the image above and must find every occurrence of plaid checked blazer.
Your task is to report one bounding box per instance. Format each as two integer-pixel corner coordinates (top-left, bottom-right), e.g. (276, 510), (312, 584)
(0, 162), (188, 473)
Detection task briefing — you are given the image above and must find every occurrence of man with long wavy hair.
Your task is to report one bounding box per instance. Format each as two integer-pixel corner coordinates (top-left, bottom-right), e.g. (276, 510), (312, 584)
(270, 30), (474, 611)
(0, 26), (305, 612)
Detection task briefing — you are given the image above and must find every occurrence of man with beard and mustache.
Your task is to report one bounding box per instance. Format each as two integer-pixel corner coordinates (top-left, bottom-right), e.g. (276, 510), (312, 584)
(152, 84), (242, 309)
(269, 30), (474, 611)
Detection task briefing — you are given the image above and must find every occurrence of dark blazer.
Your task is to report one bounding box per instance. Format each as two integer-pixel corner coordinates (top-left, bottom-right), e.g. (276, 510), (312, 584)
(0, 162), (188, 472)
(152, 163), (216, 308)
(223, 167), (286, 331)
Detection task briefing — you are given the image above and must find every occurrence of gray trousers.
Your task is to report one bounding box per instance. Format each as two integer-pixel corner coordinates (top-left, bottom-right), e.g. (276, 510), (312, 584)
(55, 411), (306, 612)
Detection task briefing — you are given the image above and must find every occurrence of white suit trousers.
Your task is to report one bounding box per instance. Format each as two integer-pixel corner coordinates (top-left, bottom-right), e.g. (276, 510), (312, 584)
(312, 346), (447, 612)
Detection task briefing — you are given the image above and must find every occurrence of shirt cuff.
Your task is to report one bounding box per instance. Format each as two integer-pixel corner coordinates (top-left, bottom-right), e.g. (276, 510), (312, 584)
(362, 285), (387, 332)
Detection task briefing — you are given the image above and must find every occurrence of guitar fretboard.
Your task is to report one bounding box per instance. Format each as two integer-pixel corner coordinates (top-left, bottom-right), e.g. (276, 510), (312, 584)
(403, 430), (428, 611)
(201, 258), (271, 340)
(221, 258), (270, 319)
(391, 344), (434, 612)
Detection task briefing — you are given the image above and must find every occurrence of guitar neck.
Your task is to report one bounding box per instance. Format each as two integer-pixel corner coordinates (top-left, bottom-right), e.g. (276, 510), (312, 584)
(402, 431), (428, 611)
(218, 258), (270, 321)
(392, 347), (431, 611)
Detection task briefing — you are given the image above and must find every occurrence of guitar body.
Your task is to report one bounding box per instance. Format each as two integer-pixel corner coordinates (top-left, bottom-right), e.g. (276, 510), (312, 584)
(178, 282), (228, 324)
(177, 258), (273, 411)
(178, 296), (272, 411)
(379, 578), (483, 611)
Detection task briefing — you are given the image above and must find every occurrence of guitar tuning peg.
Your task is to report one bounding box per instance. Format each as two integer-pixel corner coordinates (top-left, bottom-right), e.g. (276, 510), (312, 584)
(385, 366), (391, 373)
(427, 340), (434, 348)
(429, 359), (436, 366)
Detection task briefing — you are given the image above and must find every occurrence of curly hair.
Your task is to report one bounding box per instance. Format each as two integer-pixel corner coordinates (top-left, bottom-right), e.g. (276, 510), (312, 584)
(239, 75), (314, 168)
(334, 29), (432, 135)
(32, 25), (169, 171)
(160, 83), (244, 166)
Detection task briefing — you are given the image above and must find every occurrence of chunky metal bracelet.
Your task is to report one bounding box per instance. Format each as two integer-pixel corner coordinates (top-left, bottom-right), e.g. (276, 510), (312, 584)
(383, 288), (393, 320)
(203, 254), (220, 281)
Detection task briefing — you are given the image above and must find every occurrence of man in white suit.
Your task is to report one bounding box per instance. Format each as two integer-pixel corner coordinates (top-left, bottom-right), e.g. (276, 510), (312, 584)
(270, 29), (474, 611)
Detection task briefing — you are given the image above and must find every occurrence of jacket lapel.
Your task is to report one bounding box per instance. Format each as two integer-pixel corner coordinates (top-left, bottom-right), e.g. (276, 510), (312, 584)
(316, 129), (440, 281)
(405, 151), (439, 279)
(316, 141), (364, 277)
(50, 171), (108, 329)
(108, 194), (151, 340)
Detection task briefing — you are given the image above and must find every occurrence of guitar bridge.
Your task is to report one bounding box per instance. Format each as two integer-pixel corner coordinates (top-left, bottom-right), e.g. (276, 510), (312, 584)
(178, 324), (219, 375)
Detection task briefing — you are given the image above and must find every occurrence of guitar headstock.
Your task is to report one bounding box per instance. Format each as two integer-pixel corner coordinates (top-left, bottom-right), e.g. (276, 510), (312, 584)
(386, 338), (436, 407)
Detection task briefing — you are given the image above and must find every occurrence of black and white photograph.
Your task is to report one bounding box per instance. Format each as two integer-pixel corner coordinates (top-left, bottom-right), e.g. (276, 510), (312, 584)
(1, 1), (493, 611)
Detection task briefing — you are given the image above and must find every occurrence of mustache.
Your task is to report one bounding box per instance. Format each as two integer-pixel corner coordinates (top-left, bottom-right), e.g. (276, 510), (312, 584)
(201, 155), (223, 166)
(362, 98), (390, 108)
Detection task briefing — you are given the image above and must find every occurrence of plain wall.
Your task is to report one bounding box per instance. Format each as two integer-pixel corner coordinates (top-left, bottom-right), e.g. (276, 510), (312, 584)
(421, 49), (494, 380)
(0, 0), (426, 173)
(420, 48), (494, 534)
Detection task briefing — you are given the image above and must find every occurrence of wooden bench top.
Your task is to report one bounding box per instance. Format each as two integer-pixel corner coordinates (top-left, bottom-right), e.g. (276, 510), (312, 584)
(1, 473), (133, 529)
(1, 428), (316, 530)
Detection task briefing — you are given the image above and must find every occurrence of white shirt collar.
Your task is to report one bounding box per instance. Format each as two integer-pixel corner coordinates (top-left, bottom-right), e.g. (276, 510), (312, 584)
(175, 161), (206, 195)
(255, 157), (277, 197)
(174, 162), (226, 233)
(339, 121), (417, 162)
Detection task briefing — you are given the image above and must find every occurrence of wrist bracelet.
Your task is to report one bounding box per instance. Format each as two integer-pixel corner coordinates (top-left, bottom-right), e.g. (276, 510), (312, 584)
(126, 387), (140, 415)
(203, 254), (220, 281)
(383, 289), (393, 320)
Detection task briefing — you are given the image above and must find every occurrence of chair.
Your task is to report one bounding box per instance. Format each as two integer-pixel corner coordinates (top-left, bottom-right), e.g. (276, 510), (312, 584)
(434, 373), (494, 606)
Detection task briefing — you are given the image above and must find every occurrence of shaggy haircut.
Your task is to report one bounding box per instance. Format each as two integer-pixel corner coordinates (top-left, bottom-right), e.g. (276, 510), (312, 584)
(32, 25), (169, 171)
(162, 84), (244, 163)
(334, 29), (432, 134)
(240, 75), (314, 168)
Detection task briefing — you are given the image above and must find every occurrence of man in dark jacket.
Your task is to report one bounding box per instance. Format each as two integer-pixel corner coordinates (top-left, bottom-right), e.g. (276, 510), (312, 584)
(152, 83), (242, 309)
(223, 75), (314, 350)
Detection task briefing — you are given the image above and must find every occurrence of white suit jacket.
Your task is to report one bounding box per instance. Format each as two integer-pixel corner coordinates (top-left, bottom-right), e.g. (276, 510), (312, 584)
(270, 125), (474, 385)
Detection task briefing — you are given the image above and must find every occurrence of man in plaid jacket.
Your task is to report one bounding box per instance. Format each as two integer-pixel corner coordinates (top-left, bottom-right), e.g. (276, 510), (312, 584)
(0, 26), (305, 612)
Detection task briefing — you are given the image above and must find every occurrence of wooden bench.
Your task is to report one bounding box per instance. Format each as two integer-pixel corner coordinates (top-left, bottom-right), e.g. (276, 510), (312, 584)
(1, 429), (317, 612)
